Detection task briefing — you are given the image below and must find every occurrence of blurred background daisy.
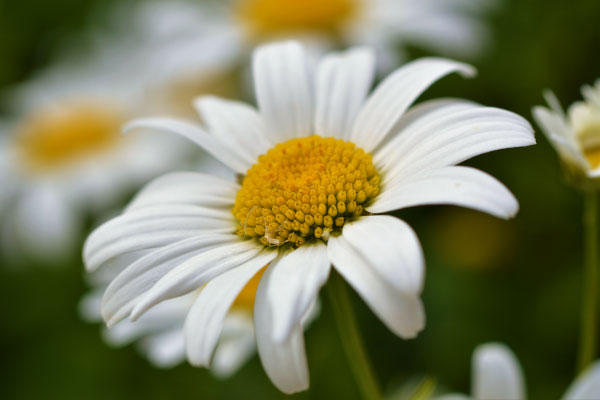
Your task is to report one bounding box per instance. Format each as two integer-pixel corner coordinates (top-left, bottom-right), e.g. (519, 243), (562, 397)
(1, 0), (600, 399)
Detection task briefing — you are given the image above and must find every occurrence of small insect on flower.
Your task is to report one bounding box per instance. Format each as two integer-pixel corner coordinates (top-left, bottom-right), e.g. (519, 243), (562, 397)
(84, 41), (534, 394)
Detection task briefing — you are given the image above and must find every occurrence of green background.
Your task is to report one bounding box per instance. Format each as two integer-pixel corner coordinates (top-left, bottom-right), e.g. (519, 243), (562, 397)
(1, 0), (600, 398)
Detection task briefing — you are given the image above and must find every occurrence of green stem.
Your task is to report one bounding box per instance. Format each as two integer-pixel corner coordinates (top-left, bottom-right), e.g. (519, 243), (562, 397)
(327, 272), (382, 400)
(577, 190), (599, 373)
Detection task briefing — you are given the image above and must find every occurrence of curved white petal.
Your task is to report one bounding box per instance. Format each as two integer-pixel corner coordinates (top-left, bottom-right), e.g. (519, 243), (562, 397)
(376, 104), (535, 183)
(102, 234), (238, 327)
(265, 242), (330, 343)
(255, 260), (309, 394)
(210, 311), (256, 378)
(350, 58), (476, 152)
(562, 361), (600, 400)
(84, 204), (236, 271)
(126, 171), (239, 211)
(340, 216), (424, 296)
(124, 117), (250, 174)
(139, 329), (186, 369)
(253, 41), (313, 142)
(184, 249), (277, 367)
(327, 233), (425, 339)
(369, 166), (519, 220)
(315, 47), (375, 139)
(130, 240), (264, 321)
(473, 343), (525, 400)
(194, 96), (273, 163)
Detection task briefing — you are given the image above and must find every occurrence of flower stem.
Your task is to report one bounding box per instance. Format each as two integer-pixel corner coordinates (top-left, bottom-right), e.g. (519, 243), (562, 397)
(577, 190), (599, 373)
(326, 272), (382, 400)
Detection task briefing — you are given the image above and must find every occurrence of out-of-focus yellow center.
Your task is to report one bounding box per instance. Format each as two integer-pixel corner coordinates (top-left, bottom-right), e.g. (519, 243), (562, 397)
(16, 104), (123, 172)
(578, 124), (600, 169)
(232, 267), (266, 310)
(233, 136), (380, 248)
(236, 0), (359, 37)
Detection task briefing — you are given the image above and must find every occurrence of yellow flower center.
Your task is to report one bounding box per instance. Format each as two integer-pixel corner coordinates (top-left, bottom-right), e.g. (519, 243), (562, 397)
(16, 103), (123, 173)
(578, 124), (600, 169)
(232, 267), (266, 310)
(233, 136), (380, 248)
(236, 0), (360, 38)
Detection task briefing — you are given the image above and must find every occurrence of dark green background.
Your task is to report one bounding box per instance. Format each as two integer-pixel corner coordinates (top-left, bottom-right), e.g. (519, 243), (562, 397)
(1, 0), (599, 398)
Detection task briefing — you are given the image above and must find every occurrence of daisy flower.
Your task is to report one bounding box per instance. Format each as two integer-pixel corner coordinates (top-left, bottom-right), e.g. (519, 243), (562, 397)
(532, 80), (600, 186)
(205, 0), (494, 70)
(0, 2), (239, 262)
(84, 41), (534, 393)
(435, 342), (600, 400)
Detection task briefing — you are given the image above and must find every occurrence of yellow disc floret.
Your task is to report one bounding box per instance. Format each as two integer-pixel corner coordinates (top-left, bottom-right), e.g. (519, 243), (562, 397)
(233, 136), (380, 248)
(16, 103), (123, 173)
(236, 0), (359, 38)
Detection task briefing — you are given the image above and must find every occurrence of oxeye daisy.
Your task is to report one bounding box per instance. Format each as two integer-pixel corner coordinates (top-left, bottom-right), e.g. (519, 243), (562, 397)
(435, 343), (600, 400)
(198, 0), (493, 72)
(84, 41), (534, 394)
(533, 81), (600, 373)
(0, 2), (239, 262)
(533, 80), (600, 186)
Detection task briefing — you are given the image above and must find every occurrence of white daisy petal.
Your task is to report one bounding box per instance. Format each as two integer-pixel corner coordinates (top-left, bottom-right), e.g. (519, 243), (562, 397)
(340, 216), (424, 296)
(102, 234), (239, 327)
(124, 117), (250, 174)
(184, 249), (277, 367)
(210, 311), (256, 378)
(194, 96), (273, 163)
(315, 47), (375, 139)
(376, 104), (535, 182)
(368, 166), (519, 219)
(265, 243), (330, 343)
(473, 343), (525, 400)
(255, 261), (309, 394)
(350, 57), (476, 152)
(84, 204), (236, 271)
(130, 240), (264, 321)
(126, 171), (239, 211)
(253, 41), (313, 141)
(327, 233), (425, 339)
(562, 361), (600, 400)
(139, 329), (186, 369)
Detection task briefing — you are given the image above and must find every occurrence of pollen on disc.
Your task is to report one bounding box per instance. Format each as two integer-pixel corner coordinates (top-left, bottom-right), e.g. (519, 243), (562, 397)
(232, 136), (380, 247)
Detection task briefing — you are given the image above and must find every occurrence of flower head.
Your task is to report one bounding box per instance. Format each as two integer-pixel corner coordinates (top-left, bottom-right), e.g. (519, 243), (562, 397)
(85, 41), (534, 393)
(533, 80), (600, 188)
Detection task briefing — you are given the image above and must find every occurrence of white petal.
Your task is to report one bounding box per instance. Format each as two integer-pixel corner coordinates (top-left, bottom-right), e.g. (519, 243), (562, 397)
(266, 243), (330, 342)
(473, 343), (525, 400)
(327, 233), (425, 339)
(253, 41), (313, 142)
(15, 184), (79, 260)
(376, 104), (535, 183)
(254, 261), (309, 394)
(340, 216), (424, 296)
(102, 234), (238, 327)
(126, 171), (239, 211)
(350, 58), (476, 152)
(139, 329), (186, 369)
(369, 166), (519, 220)
(124, 117), (250, 174)
(194, 96), (273, 163)
(184, 249), (277, 367)
(130, 240), (264, 321)
(84, 204), (235, 271)
(210, 314), (256, 378)
(562, 361), (600, 400)
(314, 47), (375, 139)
